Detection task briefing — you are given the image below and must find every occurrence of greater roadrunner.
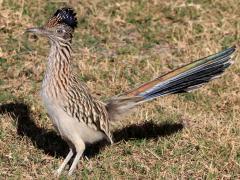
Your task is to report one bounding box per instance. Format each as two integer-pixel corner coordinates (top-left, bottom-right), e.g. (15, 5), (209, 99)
(26, 7), (236, 176)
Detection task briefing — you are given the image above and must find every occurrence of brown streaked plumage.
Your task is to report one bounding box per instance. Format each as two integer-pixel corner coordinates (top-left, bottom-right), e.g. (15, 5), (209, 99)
(26, 7), (236, 176)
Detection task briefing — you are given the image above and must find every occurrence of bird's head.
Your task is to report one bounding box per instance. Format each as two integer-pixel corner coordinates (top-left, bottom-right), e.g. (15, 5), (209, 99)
(26, 7), (77, 43)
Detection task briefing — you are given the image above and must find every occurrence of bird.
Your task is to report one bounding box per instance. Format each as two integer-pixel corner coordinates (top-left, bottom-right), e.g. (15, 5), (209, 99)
(26, 7), (236, 176)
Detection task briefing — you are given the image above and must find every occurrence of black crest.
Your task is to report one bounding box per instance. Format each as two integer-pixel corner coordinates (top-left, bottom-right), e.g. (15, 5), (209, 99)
(51, 7), (77, 29)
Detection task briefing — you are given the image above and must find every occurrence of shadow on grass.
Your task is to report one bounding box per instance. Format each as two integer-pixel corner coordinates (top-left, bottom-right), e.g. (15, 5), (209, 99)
(0, 102), (68, 158)
(0, 102), (184, 158)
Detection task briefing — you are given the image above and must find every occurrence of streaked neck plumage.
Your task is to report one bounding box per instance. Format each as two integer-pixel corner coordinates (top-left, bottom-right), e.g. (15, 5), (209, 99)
(42, 38), (73, 98)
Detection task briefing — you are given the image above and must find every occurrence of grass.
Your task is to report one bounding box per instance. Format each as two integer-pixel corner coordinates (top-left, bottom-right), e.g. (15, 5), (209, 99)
(0, 0), (240, 179)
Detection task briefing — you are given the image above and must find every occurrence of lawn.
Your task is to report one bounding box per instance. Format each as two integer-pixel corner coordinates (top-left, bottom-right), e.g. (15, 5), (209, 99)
(0, 0), (240, 179)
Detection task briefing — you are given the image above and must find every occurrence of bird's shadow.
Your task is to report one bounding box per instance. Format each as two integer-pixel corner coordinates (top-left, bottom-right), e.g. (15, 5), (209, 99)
(0, 102), (184, 158)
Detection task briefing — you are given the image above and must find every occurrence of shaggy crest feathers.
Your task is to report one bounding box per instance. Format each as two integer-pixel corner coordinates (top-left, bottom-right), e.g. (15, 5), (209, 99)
(46, 7), (77, 29)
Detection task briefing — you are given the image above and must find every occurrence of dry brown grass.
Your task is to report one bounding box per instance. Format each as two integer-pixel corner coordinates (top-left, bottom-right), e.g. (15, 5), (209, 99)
(0, 0), (240, 179)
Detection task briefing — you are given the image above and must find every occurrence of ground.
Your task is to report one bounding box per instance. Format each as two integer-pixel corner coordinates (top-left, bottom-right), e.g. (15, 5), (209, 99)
(0, 0), (240, 179)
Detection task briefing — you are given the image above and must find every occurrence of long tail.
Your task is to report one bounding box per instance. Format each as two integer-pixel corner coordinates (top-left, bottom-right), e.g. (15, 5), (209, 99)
(106, 46), (236, 121)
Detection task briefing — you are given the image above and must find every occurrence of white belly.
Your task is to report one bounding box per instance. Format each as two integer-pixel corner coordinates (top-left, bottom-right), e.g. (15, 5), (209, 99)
(41, 92), (106, 144)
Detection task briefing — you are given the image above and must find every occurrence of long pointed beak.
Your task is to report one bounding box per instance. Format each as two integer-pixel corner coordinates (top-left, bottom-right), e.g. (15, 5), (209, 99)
(25, 27), (49, 36)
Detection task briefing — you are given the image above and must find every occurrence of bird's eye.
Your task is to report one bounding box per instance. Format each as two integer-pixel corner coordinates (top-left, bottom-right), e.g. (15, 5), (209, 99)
(56, 29), (64, 34)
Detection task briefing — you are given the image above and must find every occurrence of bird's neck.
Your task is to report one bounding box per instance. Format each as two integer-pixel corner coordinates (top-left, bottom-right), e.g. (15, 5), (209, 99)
(43, 40), (73, 91)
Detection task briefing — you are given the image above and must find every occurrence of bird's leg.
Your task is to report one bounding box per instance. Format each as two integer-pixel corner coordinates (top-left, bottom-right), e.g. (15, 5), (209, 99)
(109, 136), (114, 145)
(55, 148), (74, 176)
(68, 139), (85, 176)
